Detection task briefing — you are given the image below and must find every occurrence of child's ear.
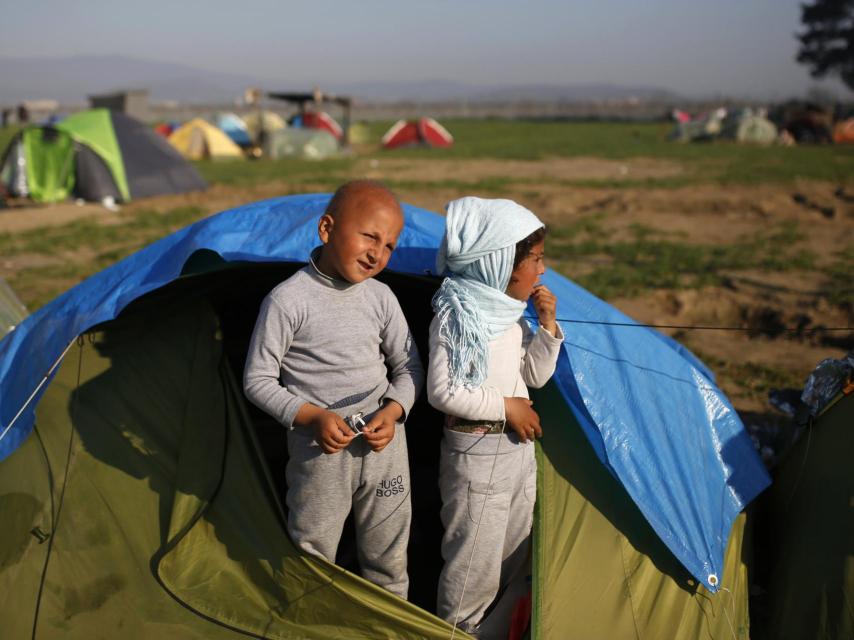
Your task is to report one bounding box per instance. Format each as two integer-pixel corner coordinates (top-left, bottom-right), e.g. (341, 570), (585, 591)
(318, 214), (334, 244)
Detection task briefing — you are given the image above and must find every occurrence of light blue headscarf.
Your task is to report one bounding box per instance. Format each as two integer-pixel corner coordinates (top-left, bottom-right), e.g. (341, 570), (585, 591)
(432, 197), (544, 390)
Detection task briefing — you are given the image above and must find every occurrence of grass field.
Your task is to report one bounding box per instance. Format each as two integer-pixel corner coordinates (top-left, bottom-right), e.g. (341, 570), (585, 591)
(1, 119), (852, 413)
(5, 120), (853, 188)
(193, 120), (854, 188)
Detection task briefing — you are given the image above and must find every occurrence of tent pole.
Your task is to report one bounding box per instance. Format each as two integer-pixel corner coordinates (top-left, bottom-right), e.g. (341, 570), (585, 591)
(0, 338), (76, 446)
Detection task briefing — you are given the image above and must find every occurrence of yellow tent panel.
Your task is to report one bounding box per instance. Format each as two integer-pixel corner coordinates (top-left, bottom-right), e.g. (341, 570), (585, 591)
(169, 119), (244, 160)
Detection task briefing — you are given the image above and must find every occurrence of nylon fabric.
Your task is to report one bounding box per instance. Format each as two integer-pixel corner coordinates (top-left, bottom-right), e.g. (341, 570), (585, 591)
(0, 296), (463, 638)
(760, 392), (853, 640)
(0, 193), (769, 592)
(168, 119), (243, 160)
(57, 109), (129, 201)
(22, 127), (75, 202)
(532, 382), (751, 639)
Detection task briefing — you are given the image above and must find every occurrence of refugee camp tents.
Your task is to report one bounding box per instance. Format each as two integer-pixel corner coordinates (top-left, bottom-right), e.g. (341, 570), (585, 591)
(263, 129), (338, 160)
(214, 112), (252, 148)
(833, 118), (854, 144)
(292, 111), (344, 141)
(382, 118), (454, 149)
(774, 102), (834, 144)
(0, 195), (769, 639)
(168, 119), (244, 161)
(153, 122), (175, 138)
(721, 110), (778, 144)
(756, 382), (853, 640)
(242, 111), (286, 144)
(0, 109), (206, 204)
(670, 108), (727, 143)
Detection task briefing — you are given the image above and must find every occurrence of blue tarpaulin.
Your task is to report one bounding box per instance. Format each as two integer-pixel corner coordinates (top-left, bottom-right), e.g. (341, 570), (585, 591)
(0, 193), (769, 591)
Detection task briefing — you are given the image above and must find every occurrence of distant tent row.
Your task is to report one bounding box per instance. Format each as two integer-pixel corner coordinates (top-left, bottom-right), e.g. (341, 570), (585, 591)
(382, 118), (454, 149)
(159, 110), (348, 160)
(674, 102), (854, 146)
(0, 109), (206, 204)
(671, 108), (778, 144)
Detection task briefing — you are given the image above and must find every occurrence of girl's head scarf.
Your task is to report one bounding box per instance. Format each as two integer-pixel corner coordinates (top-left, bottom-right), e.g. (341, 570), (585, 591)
(432, 197), (544, 391)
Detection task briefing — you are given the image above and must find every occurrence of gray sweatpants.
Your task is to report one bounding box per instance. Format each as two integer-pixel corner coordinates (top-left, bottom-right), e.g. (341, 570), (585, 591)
(437, 429), (536, 633)
(285, 423), (412, 598)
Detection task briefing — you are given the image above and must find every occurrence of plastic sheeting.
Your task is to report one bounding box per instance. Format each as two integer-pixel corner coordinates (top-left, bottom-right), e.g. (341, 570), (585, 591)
(0, 193), (769, 591)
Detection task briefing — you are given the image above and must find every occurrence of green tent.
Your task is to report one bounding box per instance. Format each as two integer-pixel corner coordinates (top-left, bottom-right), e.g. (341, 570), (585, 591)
(531, 382), (750, 639)
(0, 258), (753, 639)
(756, 390), (853, 640)
(263, 128), (339, 160)
(721, 111), (778, 145)
(0, 278), (459, 639)
(0, 109), (206, 204)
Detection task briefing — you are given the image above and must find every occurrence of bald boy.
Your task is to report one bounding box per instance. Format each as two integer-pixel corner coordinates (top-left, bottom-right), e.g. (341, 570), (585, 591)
(244, 181), (423, 598)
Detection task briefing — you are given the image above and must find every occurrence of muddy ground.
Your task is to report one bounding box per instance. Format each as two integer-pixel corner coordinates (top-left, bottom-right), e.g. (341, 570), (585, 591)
(1, 156), (851, 420)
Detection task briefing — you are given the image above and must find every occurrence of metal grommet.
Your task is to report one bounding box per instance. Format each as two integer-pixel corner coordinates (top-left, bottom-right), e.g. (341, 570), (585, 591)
(708, 574), (718, 587)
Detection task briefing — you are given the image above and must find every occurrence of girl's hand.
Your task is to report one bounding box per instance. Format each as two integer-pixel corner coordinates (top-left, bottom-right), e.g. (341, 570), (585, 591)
(532, 284), (557, 335)
(504, 397), (542, 443)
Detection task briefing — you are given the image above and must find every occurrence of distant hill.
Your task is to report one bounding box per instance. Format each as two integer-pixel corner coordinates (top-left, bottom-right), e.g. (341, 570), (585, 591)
(471, 83), (681, 102)
(0, 55), (263, 104)
(0, 55), (682, 105)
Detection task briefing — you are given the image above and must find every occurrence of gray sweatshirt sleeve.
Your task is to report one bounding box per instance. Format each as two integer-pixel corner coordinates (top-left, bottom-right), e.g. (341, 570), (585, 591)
(520, 321), (564, 389)
(243, 296), (306, 428)
(380, 292), (424, 421)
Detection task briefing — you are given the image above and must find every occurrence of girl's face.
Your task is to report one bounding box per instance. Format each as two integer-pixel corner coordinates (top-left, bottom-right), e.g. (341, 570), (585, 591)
(505, 240), (545, 301)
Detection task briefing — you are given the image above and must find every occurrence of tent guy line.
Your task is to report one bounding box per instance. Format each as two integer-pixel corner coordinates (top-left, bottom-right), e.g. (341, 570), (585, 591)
(0, 338), (76, 447)
(524, 314), (853, 333)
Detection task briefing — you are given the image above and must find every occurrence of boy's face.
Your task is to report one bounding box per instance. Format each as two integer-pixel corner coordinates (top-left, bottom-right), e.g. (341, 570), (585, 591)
(317, 188), (404, 284)
(505, 240), (546, 301)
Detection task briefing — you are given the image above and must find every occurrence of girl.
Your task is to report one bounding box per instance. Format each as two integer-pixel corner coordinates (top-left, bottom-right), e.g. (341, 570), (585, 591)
(427, 196), (563, 634)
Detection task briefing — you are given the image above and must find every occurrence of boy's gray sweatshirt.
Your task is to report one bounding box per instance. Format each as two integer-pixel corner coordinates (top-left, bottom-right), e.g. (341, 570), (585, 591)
(243, 256), (424, 427)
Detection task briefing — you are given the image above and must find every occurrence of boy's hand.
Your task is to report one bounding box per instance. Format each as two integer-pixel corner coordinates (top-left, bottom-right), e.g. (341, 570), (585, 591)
(532, 284), (557, 335)
(504, 397), (542, 443)
(295, 404), (354, 454)
(362, 400), (403, 452)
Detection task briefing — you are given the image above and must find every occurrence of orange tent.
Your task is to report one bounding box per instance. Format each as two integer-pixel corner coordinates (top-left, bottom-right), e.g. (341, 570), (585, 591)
(833, 118), (854, 144)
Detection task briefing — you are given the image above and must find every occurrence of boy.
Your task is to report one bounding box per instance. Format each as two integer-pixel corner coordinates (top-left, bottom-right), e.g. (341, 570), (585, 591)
(244, 180), (423, 598)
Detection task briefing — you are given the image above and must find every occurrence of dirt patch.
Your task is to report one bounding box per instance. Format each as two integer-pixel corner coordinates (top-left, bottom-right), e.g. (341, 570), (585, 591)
(0, 201), (114, 233)
(612, 282), (853, 412)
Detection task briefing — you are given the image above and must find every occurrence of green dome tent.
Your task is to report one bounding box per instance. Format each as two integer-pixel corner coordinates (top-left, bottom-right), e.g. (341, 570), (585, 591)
(721, 110), (778, 145)
(0, 109), (206, 204)
(0, 195), (765, 639)
(263, 128), (339, 160)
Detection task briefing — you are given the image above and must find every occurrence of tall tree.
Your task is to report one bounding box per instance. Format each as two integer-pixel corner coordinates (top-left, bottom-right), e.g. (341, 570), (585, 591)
(796, 0), (854, 91)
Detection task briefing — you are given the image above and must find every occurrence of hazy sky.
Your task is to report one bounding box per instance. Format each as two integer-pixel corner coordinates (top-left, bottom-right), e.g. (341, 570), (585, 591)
(1, 0), (850, 99)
